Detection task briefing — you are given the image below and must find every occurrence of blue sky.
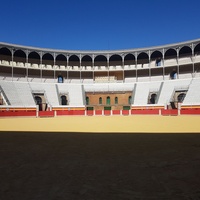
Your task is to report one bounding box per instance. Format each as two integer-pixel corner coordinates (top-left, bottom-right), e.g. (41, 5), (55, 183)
(1, 0), (200, 50)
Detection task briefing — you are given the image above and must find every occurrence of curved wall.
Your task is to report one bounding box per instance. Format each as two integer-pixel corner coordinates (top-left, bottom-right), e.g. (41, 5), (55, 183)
(1, 39), (200, 82)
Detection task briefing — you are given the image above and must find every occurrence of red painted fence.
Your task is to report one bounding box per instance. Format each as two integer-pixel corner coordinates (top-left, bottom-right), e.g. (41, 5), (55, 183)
(1, 108), (200, 117)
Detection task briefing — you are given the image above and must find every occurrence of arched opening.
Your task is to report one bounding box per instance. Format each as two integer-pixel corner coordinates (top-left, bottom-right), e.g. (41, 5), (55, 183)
(150, 93), (157, 104)
(61, 95), (68, 105)
(13, 49), (26, 63)
(69, 55), (80, 68)
(28, 51), (40, 65)
(42, 53), (54, 67)
(94, 55), (108, 81)
(194, 43), (200, 73)
(12, 50), (26, 78)
(82, 55), (92, 67)
(106, 96), (110, 105)
(0, 47), (12, 62)
(177, 93), (186, 103)
(56, 54), (67, 69)
(179, 46), (192, 58)
(124, 54), (136, 66)
(109, 54), (122, 66)
(57, 74), (63, 83)
(94, 55), (107, 68)
(165, 48), (177, 59)
(99, 97), (102, 105)
(151, 50), (163, 66)
(0, 48), (12, 77)
(86, 96), (89, 105)
(137, 52), (149, 67)
(164, 49), (178, 78)
(27, 52), (41, 79)
(35, 96), (43, 111)
(194, 43), (200, 55)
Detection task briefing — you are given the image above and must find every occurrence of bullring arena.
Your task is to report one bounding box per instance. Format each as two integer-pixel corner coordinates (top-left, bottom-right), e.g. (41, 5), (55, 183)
(1, 39), (200, 132)
(1, 40), (200, 199)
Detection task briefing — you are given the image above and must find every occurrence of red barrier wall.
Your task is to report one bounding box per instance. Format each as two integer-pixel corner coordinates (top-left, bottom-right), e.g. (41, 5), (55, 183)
(56, 110), (69, 116)
(161, 109), (178, 116)
(112, 110), (120, 115)
(39, 111), (54, 117)
(95, 110), (102, 115)
(104, 110), (111, 116)
(122, 110), (129, 115)
(56, 110), (85, 116)
(86, 111), (94, 116)
(180, 109), (200, 115)
(131, 109), (159, 115)
(1, 108), (200, 117)
(0, 111), (36, 117)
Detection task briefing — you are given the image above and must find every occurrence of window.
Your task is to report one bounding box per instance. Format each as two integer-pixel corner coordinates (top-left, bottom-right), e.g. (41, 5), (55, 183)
(178, 93), (186, 103)
(128, 96), (132, 104)
(150, 94), (157, 104)
(35, 96), (42, 105)
(106, 96), (110, 105)
(86, 97), (89, 105)
(34, 96), (42, 111)
(61, 95), (67, 105)
(99, 97), (102, 104)
(115, 97), (118, 104)
(57, 75), (63, 83)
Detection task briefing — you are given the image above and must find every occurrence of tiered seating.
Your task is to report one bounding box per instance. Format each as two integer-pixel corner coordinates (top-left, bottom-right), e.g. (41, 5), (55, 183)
(194, 55), (200, 63)
(84, 83), (135, 93)
(57, 84), (85, 106)
(29, 83), (60, 107)
(1, 77), (200, 108)
(150, 75), (164, 82)
(157, 79), (191, 105)
(178, 73), (192, 79)
(124, 65), (136, 70)
(125, 77), (136, 83)
(164, 59), (177, 66)
(179, 57), (192, 65)
(133, 82), (161, 105)
(182, 78), (200, 105)
(0, 81), (35, 106)
(14, 82), (36, 106)
(0, 81), (22, 105)
(82, 79), (93, 84)
(84, 84), (109, 92)
(95, 76), (116, 83)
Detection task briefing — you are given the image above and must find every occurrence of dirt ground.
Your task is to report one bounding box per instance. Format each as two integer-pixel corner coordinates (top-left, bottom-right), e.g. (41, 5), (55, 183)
(0, 132), (200, 199)
(0, 116), (200, 199)
(0, 115), (200, 133)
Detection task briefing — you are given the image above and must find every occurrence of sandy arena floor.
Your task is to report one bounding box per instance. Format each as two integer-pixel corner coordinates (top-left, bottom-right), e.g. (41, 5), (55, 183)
(1, 116), (200, 199)
(0, 115), (200, 133)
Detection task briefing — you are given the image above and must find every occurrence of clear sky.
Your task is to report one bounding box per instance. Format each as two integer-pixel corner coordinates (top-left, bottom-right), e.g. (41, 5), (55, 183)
(1, 0), (200, 51)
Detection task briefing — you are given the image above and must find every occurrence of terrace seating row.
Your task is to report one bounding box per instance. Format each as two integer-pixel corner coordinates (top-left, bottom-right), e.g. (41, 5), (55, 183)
(182, 78), (200, 105)
(84, 83), (135, 93)
(57, 84), (85, 106)
(157, 79), (191, 105)
(1, 56), (199, 70)
(1, 77), (200, 107)
(0, 81), (35, 106)
(133, 82), (161, 105)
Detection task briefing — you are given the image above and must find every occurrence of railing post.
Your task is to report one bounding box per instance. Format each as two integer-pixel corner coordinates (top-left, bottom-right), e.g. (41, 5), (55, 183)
(36, 105), (39, 118)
